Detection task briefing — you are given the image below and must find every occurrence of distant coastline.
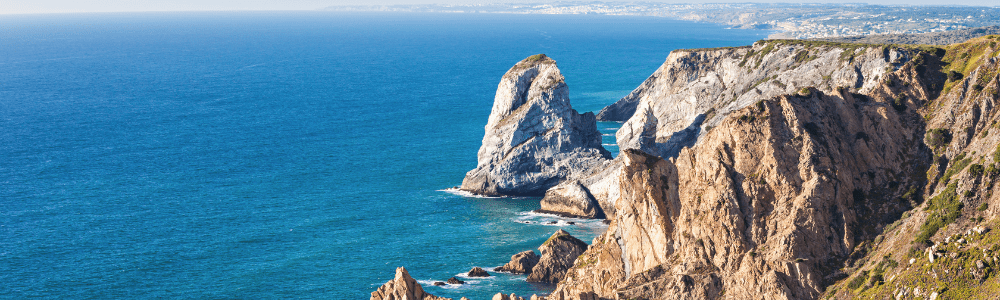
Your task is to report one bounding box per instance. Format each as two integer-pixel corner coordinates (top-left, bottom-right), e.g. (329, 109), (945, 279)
(322, 3), (1000, 39)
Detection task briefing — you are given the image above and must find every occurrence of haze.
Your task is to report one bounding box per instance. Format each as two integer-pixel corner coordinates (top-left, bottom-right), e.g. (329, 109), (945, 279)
(2, 0), (998, 15)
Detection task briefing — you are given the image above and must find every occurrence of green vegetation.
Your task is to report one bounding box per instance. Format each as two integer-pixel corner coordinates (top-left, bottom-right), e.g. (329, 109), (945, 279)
(940, 36), (1000, 94)
(979, 203), (989, 211)
(971, 164), (985, 177)
(799, 87), (812, 97)
(940, 153), (972, 184)
(524, 54), (547, 62)
(916, 183), (961, 244)
(926, 128), (953, 149)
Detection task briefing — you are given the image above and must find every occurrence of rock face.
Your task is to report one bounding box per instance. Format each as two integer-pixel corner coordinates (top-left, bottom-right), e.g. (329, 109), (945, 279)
(526, 230), (589, 283)
(538, 180), (604, 218)
(551, 41), (944, 299)
(604, 41), (910, 159)
(371, 267), (451, 300)
(467, 267), (490, 277)
(495, 250), (540, 274)
(461, 54), (612, 196)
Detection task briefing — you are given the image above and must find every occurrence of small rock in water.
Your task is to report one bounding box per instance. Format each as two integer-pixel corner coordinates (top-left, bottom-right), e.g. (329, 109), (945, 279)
(567, 221), (576, 225)
(447, 277), (465, 284)
(468, 267), (491, 277)
(433, 281), (446, 286)
(545, 221), (557, 225)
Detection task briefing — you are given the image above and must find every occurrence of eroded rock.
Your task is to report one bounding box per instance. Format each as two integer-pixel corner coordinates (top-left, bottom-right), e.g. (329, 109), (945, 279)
(526, 230), (588, 283)
(495, 250), (540, 274)
(461, 54), (611, 196)
(467, 267), (490, 277)
(538, 181), (604, 218)
(370, 267), (451, 300)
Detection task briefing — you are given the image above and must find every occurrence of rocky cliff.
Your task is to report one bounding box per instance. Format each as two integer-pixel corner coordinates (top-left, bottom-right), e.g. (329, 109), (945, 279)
(599, 40), (911, 159)
(461, 54), (612, 196)
(410, 35), (1000, 300)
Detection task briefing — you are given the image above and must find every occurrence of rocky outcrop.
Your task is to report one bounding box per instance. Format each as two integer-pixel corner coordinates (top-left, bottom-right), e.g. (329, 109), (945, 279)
(604, 40), (914, 159)
(371, 267), (451, 300)
(495, 250), (540, 274)
(821, 36), (1000, 299)
(553, 42), (940, 297)
(526, 230), (589, 283)
(492, 293), (526, 300)
(467, 267), (490, 277)
(461, 54), (612, 196)
(538, 181), (604, 218)
(446, 277), (465, 284)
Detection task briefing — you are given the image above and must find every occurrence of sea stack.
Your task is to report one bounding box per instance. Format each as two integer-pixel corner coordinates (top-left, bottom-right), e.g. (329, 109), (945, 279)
(461, 54), (611, 196)
(526, 230), (588, 283)
(370, 267), (451, 300)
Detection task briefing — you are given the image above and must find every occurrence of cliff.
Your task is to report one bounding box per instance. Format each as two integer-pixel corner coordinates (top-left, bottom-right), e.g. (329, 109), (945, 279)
(406, 35), (1000, 300)
(461, 54), (612, 197)
(550, 36), (1000, 300)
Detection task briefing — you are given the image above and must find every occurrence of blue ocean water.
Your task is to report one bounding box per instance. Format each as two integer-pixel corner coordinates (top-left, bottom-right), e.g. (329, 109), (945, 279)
(0, 12), (765, 299)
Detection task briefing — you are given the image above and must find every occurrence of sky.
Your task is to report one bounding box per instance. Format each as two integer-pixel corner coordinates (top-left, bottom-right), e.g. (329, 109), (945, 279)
(1, 0), (998, 14)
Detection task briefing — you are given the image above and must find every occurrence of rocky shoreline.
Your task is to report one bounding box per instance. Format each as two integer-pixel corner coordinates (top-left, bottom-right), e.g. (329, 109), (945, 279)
(374, 34), (1000, 299)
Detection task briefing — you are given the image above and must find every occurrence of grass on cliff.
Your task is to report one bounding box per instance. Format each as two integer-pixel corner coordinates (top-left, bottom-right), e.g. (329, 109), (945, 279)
(939, 36), (1000, 95)
(915, 182), (962, 245)
(840, 219), (1000, 299)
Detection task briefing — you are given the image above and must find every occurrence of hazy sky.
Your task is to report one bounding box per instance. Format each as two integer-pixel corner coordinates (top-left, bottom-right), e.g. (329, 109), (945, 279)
(1, 0), (998, 14)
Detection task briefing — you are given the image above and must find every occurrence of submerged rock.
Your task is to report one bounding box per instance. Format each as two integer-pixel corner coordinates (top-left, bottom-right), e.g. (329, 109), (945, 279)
(538, 180), (604, 218)
(370, 267), (451, 300)
(467, 267), (490, 277)
(495, 250), (541, 274)
(461, 54), (611, 196)
(526, 230), (588, 283)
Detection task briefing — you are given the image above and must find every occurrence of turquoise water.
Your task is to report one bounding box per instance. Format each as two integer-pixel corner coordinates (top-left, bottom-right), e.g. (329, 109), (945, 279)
(0, 12), (765, 299)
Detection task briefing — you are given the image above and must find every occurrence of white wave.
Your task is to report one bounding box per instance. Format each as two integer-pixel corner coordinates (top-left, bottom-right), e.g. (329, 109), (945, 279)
(514, 211), (608, 229)
(602, 133), (615, 136)
(439, 188), (503, 199)
(602, 144), (618, 146)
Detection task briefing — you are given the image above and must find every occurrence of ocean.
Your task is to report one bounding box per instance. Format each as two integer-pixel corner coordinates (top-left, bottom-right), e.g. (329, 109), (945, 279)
(0, 12), (766, 299)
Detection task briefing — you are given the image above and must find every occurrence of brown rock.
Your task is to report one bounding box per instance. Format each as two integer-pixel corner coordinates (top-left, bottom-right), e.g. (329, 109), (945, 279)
(495, 250), (540, 274)
(467, 267), (490, 277)
(538, 180), (605, 218)
(370, 267), (451, 300)
(446, 277), (465, 285)
(526, 230), (588, 283)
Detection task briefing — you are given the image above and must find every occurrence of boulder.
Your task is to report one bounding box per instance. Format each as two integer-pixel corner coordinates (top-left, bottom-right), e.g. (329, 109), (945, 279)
(538, 180), (604, 218)
(526, 230), (588, 283)
(495, 250), (540, 274)
(467, 267), (490, 277)
(370, 267), (451, 300)
(433, 282), (445, 286)
(446, 277), (465, 285)
(461, 54), (611, 196)
(492, 293), (525, 300)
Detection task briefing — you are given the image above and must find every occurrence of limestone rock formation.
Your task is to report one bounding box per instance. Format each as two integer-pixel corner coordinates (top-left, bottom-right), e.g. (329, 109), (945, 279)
(495, 250), (540, 274)
(526, 230), (589, 283)
(538, 180), (604, 218)
(467, 267), (490, 277)
(604, 40), (913, 159)
(554, 47), (938, 298)
(370, 267), (451, 300)
(461, 54), (612, 196)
